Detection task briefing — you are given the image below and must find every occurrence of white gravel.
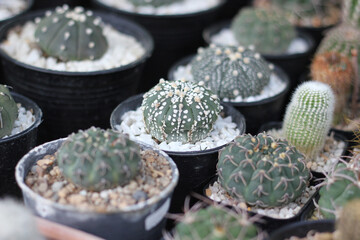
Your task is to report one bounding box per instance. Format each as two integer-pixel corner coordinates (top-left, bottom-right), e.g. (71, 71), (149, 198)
(0, 0), (27, 21)
(114, 107), (241, 152)
(2, 103), (35, 139)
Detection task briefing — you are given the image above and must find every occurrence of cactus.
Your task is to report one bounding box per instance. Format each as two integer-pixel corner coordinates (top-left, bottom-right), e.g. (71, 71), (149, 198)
(190, 45), (272, 100)
(231, 7), (296, 55)
(34, 5), (108, 62)
(57, 127), (141, 192)
(141, 78), (222, 144)
(0, 84), (18, 138)
(128, 0), (181, 7)
(335, 199), (360, 240)
(217, 133), (310, 208)
(283, 81), (335, 159)
(342, 0), (360, 28)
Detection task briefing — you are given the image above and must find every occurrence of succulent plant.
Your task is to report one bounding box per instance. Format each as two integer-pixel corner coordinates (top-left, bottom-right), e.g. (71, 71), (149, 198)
(217, 133), (310, 208)
(231, 7), (296, 55)
(342, 0), (360, 28)
(283, 81), (335, 159)
(0, 84), (18, 138)
(128, 0), (181, 7)
(34, 5), (108, 62)
(57, 127), (141, 192)
(141, 78), (222, 144)
(335, 199), (360, 240)
(190, 45), (272, 100)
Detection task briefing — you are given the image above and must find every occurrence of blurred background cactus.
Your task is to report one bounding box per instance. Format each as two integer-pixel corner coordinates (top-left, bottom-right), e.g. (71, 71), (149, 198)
(128, 0), (181, 7)
(0, 84), (18, 138)
(342, 0), (360, 28)
(335, 198), (360, 240)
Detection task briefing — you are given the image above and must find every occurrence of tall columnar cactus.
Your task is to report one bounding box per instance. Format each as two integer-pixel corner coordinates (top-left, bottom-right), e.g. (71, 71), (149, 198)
(283, 81), (335, 159)
(342, 0), (360, 28)
(57, 127), (141, 192)
(34, 5), (108, 62)
(335, 199), (360, 240)
(128, 0), (181, 7)
(217, 133), (310, 208)
(0, 84), (18, 138)
(231, 7), (296, 55)
(141, 79), (222, 143)
(190, 45), (272, 100)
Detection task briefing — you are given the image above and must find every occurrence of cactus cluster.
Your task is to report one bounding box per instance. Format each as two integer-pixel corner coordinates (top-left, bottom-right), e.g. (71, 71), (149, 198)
(57, 127), (141, 192)
(141, 79), (222, 144)
(335, 199), (360, 240)
(190, 45), (272, 100)
(34, 5), (108, 62)
(128, 0), (181, 7)
(0, 84), (18, 138)
(217, 133), (310, 208)
(342, 0), (360, 28)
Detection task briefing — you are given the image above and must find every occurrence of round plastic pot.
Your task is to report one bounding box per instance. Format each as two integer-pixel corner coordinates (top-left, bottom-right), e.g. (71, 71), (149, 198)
(15, 138), (179, 240)
(296, 23), (337, 50)
(0, 10), (153, 143)
(91, 0), (226, 92)
(0, 92), (42, 198)
(32, 0), (90, 10)
(110, 93), (246, 213)
(218, 0), (250, 21)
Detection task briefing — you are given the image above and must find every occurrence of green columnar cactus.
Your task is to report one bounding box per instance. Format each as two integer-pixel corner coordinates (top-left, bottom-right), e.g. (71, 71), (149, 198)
(342, 0), (360, 28)
(190, 45), (272, 100)
(128, 0), (181, 7)
(335, 199), (360, 240)
(34, 5), (108, 62)
(141, 79), (222, 144)
(57, 127), (141, 192)
(231, 7), (296, 55)
(217, 133), (310, 208)
(0, 84), (18, 138)
(283, 81), (335, 159)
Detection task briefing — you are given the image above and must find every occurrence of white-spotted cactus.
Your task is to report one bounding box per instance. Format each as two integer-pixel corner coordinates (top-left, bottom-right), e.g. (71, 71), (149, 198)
(0, 84), (18, 138)
(128, 0), (181, 7)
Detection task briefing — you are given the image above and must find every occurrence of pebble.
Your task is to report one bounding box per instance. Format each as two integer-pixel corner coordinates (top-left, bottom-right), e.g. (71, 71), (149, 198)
(51, 182), (64, 192)
(133, 190), (148, 202)
(0, 0), (27, 21)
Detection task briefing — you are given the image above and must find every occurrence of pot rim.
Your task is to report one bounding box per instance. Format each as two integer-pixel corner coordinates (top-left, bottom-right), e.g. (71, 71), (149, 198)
(0, 0), (34, 24)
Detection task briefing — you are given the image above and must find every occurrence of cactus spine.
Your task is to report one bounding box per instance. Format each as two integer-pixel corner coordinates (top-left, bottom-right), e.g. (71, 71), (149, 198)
(0, 84), (18, 138)
(128, 0), (181, 7)
(335, 199), (360, 240)
(342, 0), (360, 28)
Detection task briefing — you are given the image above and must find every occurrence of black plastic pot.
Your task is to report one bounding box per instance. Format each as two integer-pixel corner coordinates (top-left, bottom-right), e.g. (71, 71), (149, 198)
(218, 0), (250, 21)
(296, 24), (337, 51)
(0, 92), (42, 198)
(15, 138), (179, 240)
(32, 0), (90, 10)
(0, 10), (153, 143)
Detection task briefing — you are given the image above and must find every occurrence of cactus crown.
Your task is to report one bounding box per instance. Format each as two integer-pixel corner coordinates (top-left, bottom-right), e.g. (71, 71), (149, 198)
(0, 85), (18, 138)
(141, 78), (222, 144)
(336, 199), (360, 240)
(57, 127), (141, 192)
(217, 133), (310, 208)
(128, 0), (181, 7)
(34, 5), (108, 62)
(190, 45), (272, 100)
(342, 0), (360, 28)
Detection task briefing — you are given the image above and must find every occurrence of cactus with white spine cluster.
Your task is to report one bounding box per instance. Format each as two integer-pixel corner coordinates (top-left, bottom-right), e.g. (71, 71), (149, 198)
(128, 0), (181, 7)
(190, 45), (272, 100)
(34, 5), (108, 62)
(342, 0), (360, 28)
(0, 84), (18, 138)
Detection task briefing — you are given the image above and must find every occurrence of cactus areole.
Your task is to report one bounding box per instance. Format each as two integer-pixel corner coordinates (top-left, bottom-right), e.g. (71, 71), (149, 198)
(0, 84), (18, 138)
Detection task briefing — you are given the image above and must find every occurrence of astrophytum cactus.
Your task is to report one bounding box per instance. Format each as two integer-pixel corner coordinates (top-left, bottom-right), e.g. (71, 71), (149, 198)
(0, 84), (18, 138)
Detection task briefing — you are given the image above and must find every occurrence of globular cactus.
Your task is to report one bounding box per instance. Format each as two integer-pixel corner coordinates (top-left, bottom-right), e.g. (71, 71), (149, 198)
(231, 7), (296, 55)
(190, 45), (272, 100)
(57, 127), (141, 192)
(0, 84), (18, 138)
(342, 0), (360, 28)
(335, 199), (360, 240)
(283, 81), (335, 159)
(34, 5), (108, 62)
(141, 79), (222, 144)
(128, 0), (181, 7)
(217, 133), (310, 208)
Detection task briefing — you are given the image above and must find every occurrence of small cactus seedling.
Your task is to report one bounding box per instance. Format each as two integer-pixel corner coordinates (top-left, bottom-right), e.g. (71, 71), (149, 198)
(190, 45), (272, 100)
(217, 133), (310, 208)
(141, 79), (222, 144)
(0, 84), (18, 138)
(128, 0), (181, 7)
(34, 5), (108, 62)
(342, 0), (360, 28)
(57, 127), (141, 192)
(335, 199), (360, 240)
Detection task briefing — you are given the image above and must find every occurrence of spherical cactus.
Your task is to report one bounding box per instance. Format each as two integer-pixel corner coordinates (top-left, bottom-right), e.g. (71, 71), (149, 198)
(128, 0), (181, 7)
(342, 0), (360, 28)
(34, 5), (108, 62)
(190, 45), (272, 100)
(217, 133), (310, 208)
(283, 81), (335, 159)
(231, 7), (296, 55)
(141, 79), (222, 144)
(0, 84), (18, 138)
(57, 127), (141, 192)
(335, 199), (360, 240)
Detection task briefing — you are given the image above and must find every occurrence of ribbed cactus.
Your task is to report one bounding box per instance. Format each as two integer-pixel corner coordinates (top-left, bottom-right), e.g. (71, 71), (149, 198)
(34, 5), (108, 62)
(190, 45), (272, 99)
(57, 127), (141, 192)
(231, 7), (296, 55)
(217, 133), (310, 208)
(0, 84), (18, 138)
(128, 0), (181, 7)
(342, 0), (360, 28)
(141, 79), (222, 144)
(335, 199), (360, 240)
(283, 81), (335, 159)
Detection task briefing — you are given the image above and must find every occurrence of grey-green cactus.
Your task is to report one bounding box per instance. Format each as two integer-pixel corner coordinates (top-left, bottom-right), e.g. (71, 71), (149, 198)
(217, 133), (310, 208)
(0, 84), (18, 138)
(128, 0), (181, 7)
(342, 0), (360, 28)
(190, 45), (272, 100)
(231, 7), (296, 55)
(283, 81), (335, 159)
(34, 5), (108, 62)
(57, 127), (141, 192)
(141, 79), (222, 144)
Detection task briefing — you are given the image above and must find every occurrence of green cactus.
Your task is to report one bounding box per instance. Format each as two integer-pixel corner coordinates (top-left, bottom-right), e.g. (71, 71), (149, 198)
(231, 7), (296, 55)
(342, 0), (360, 28)
(217, 133), (310, 208)
(190, 45), (272, 100)
(141, 79), (222, 144)
(34, 5), (108, 62)
(128, 0), (181, 7)
(283, 81), (335, 159)
(0, 85), (18, 138)
(57, 127), (141, 192)
(335, 199), (360, 240)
